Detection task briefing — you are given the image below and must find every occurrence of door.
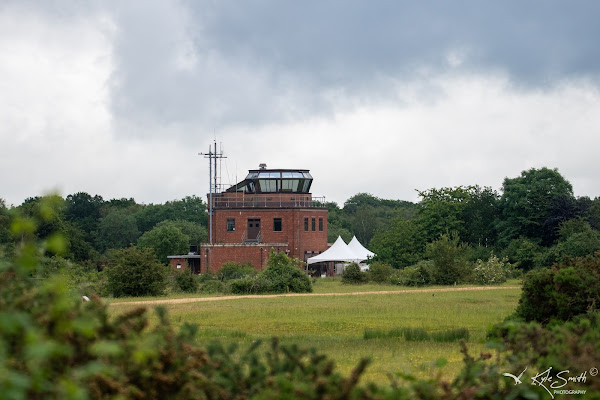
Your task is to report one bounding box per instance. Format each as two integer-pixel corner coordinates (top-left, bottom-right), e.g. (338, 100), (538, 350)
(247, 218), (261, 241)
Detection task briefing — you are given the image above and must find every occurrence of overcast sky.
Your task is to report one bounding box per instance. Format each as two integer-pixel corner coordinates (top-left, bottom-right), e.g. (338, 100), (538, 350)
(2, 0), (600, 207)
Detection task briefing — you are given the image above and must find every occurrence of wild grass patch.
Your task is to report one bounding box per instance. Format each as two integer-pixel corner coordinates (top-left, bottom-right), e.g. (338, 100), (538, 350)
(364, 326), (469, 342)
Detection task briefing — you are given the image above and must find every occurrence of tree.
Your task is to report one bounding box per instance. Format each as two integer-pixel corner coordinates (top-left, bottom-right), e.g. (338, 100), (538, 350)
(0, 198), (11, 245)
(416, 187), (471, 243)
(95, 209), (141, 252)
(556, 219), (600, 258)
(425, 233), (471, 285)
(105, 246), (169, 297)
(65, 192), (104, 237)
(369, 217), (424, 268)
(498, 167), (574, 245)
(343, 193), (417, 245)
(137, 223), (189, 264)
(461, 186), (501, 248)
(154, 219), (207, 248)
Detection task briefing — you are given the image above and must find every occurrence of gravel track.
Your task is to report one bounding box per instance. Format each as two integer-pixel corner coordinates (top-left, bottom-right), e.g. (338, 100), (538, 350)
(109, 286), (520, 307)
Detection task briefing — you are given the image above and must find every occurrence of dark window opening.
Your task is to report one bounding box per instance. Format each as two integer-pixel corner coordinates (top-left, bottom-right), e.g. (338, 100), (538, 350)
(304, 217), (309, 231)
(311, 217), (316, 231)
(319, 217), (323, 232)
(274, 218), (282, 231)
(227, 219), (235, 232)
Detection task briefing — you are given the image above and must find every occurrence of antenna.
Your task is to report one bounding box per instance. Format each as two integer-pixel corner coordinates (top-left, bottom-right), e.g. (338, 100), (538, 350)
(199, 140), (226, 244)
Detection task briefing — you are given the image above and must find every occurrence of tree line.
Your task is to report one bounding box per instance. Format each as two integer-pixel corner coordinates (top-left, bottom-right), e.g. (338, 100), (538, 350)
(2, 166), (599, 276)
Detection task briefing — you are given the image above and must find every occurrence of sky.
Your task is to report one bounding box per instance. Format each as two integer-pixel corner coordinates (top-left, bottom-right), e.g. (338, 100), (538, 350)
(2, 0), (600, 207)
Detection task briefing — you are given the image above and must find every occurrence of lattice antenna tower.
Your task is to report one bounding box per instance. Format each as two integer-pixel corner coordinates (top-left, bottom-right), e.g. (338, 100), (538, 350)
(199, 140), (226, 244)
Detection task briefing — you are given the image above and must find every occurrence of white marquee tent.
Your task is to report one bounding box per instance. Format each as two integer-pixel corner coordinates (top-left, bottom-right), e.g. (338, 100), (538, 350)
(307, 236), (360, 264)
(307, 236), (376, 265)
(348, 236), (376, 261)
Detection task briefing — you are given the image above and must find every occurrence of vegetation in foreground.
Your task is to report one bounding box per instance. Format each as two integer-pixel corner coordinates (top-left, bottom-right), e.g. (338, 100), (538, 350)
(2, 206), (600, 399)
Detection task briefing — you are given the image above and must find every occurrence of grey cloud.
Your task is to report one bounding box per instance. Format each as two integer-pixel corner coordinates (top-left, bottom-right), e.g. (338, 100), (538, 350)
(102, 1), (600, 136)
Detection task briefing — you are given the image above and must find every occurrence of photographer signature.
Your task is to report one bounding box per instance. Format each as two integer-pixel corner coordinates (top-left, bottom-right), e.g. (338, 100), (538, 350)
(503, 367), (591, 399)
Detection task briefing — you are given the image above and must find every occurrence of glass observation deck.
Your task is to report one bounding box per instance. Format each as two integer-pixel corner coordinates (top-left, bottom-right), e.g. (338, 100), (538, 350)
(213, 167), (324, 209)
(226, 168), (313, 194)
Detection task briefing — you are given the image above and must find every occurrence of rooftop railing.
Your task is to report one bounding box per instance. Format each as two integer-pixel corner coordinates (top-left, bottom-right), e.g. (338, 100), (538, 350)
(212, 194), (327, 209)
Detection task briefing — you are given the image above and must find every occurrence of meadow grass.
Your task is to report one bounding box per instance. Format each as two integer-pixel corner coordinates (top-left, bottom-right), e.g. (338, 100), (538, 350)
(109, 282), (521, 384)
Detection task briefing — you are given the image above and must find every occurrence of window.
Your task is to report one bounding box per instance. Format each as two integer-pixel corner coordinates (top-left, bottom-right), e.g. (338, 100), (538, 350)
(319, 217), (323, 232)
(304, 217), (309, 231)
(311, 217), (316, 231)
(274, 218), (282, 232)
(227, 218), (235, 232)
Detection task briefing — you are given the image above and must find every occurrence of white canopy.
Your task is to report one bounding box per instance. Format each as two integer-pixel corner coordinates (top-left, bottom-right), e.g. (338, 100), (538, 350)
(348, 236), (376, 261)
(307, 236), (361, 264)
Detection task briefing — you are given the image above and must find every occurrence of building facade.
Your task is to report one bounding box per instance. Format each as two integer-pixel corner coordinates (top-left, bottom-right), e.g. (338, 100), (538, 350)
(169, 166), (328, 273)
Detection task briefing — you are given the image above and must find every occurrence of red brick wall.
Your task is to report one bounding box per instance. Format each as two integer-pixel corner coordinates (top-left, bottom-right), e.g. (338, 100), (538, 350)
(169, 258), (188, 272)
(199, 244), (292, 273)
(203, 192), (328, 272)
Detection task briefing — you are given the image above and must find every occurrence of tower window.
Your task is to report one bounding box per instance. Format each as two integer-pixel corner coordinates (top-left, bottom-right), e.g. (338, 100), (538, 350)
(274, 218), (282, 232)
(227, 219), (235, 232)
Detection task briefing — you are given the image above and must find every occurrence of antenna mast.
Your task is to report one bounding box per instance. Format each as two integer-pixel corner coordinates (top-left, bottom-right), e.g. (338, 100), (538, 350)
(199, 141), (226, 244)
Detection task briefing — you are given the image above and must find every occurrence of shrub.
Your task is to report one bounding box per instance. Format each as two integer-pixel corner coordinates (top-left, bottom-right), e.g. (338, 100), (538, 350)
(389, 261), (432, 286)
(341, 262), (367, 284)
(471, 253), (511, 285)
(425, 233), (471, 285)
(175, 269), (198, 293)
(367, 261), (394, 283)
(105, 246), (169, 297)
(229, 275), (272, 294)
(514, 253), (600, 324)
(198, 279), (227, 294)
(260, 251), (312, 293)
(217, 261), (257, 281)
(431, 328), (469, 342)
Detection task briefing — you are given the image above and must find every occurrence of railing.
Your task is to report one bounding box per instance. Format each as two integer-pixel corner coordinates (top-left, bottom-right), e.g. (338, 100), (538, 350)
(213, 194), (327, 209)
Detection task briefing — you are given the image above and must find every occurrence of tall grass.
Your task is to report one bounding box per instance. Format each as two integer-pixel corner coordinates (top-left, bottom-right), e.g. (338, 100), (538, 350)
(363, 327), (468, 342)
(109, 284), (520, 383)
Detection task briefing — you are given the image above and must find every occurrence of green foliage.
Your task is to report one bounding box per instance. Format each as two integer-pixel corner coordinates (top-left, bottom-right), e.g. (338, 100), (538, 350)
(137, 222), (189, 264)
(228, 252), (311, 294)
(174, 269), (198, 293)
(198, 279), (227, 294)
(425, 233), (471, 285)
(388, 261), (432, 286)
(261, 251), (312, 293)
(95, 209), (140, 253)
(1, 208), (596, 399)
(471, 254), (512, 285)
(556, 218), (600, 258)
(367, 261), (394, 283)
(369, 218), (424, 268)
(343, 193), (418, 246)
(217, 261), (257, 281)
(341, 262), (367, 284)
(515, 253), (600, 324)
(105, 246), (169, 297)
(363, 327), (469, 343)
(499, 167), (574, 244)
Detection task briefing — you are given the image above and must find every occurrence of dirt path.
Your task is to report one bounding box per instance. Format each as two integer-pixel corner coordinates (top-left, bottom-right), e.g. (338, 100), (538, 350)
(109, 286), (520, 307)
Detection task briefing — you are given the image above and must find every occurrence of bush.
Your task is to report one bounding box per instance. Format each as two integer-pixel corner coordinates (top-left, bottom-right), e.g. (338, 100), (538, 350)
(105, 246), (169, 297)
(229, 275), (271, 294)
(425, 233), (471, 285)
(341, 262), (367, 284)
(470, 253), (512, 285)
(389, 261), (432, 286)
(175, 269), (198, 293)
(261, 251), (312, 293)
(198, 279), (227, 294)
(367, 261), (394, 283)
(514, 252), (600, 324)
(217, 262), (257, 281)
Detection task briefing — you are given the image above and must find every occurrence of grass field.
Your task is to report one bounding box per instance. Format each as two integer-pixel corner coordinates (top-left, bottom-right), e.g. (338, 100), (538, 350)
(108, 280), (521, 384)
